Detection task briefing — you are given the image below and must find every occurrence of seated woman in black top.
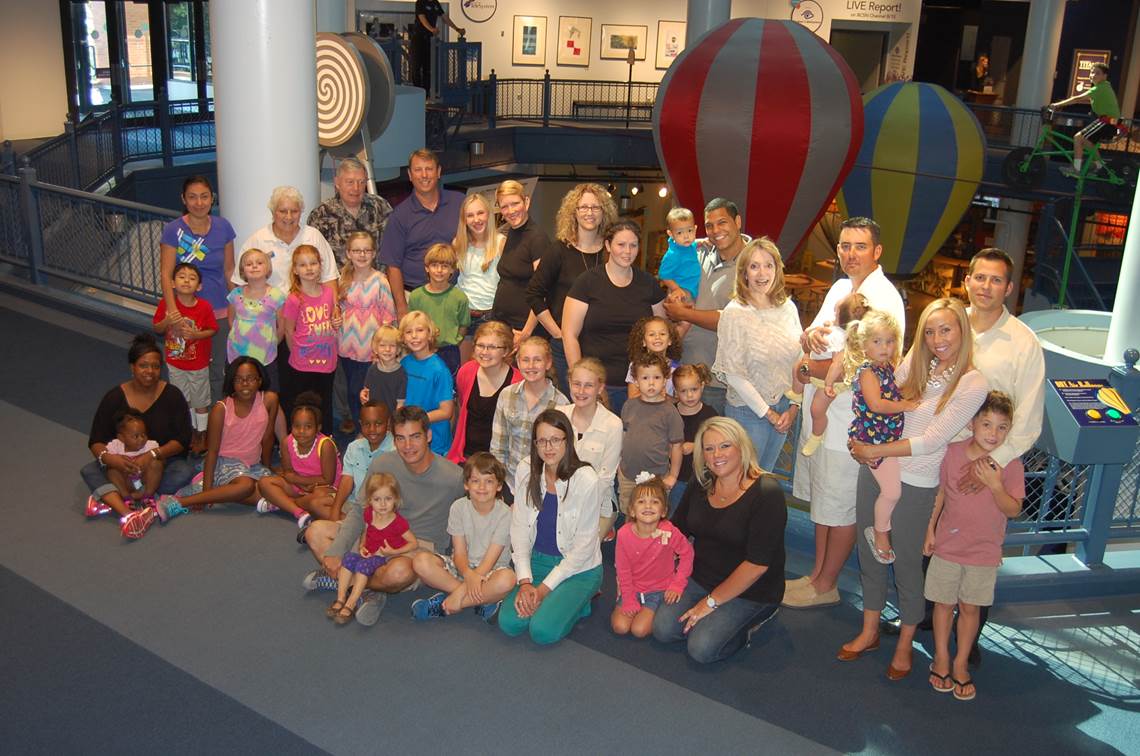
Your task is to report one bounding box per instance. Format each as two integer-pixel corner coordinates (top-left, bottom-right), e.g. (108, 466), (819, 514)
(446, 320), (521, 464)
(526, 182), (618, 389)
(561, 219), (666, 415)
(652, 415), (786, 664)
(491, 179), (549, 344)
(81, 334), (196, 540)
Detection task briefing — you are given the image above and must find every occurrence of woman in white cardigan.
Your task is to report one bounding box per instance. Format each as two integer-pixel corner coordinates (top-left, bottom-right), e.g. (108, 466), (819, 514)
(499, 409), (603, 645)
(713, 237), (802, 472)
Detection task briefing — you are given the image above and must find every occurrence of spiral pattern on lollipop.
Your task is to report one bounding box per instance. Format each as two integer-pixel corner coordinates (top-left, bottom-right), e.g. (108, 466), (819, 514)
(316, 35), (366, 148)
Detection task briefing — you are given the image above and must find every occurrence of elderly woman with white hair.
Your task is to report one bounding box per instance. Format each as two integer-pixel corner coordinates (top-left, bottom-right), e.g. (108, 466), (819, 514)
(231, 185), (338, 293)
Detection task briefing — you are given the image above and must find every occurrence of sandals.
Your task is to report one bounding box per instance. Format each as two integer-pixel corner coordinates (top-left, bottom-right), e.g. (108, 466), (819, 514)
(333, 603), (356, 625)
(326, 600), (346, 619)
(929, 665), (954, 693)
(863, 526), (896, 565)
(952, 677), (977, 701)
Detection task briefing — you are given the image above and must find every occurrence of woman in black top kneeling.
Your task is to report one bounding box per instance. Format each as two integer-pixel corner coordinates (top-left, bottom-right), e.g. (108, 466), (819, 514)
(652, 415), (787, 663)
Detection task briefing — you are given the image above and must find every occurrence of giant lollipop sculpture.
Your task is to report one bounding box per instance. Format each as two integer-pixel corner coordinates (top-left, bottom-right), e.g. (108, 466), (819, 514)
(837, 82), (986, 275)
(316, 32), (397, 192)
(652, 19), (863, 260)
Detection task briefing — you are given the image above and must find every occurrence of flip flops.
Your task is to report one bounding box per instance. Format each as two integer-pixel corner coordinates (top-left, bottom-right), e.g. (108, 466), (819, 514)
(863, 526), (896, 564)
(929, 665), (954, 693)
(952, 677), (977, 701)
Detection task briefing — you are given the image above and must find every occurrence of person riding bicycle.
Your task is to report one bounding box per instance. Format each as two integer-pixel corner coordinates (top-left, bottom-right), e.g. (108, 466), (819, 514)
(1050, 62), (1121, 177)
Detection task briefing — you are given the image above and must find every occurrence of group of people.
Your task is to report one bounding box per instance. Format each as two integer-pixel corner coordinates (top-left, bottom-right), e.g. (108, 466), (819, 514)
(80, 156), (1047, 683)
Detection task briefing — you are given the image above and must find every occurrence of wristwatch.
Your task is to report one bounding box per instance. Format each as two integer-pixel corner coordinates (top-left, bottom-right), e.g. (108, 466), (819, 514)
(705, 595), (719, 610)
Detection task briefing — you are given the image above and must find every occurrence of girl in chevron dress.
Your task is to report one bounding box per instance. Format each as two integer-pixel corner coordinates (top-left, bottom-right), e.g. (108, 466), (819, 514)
(337, 231), (397, 434)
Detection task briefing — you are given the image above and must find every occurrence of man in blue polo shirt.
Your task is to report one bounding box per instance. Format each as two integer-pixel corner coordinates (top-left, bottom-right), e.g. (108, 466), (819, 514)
(380, 149), (464, 318)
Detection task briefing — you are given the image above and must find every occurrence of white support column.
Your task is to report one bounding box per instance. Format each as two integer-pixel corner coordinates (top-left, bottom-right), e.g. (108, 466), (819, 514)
(1103, 183), (1140, 366)
(210, 0), (319, 241)
(686, 0), (731, 45)
(1120, 5), (1140, 119)
(1012, 0), (1065, 147)
(992, 198), (1031, 308)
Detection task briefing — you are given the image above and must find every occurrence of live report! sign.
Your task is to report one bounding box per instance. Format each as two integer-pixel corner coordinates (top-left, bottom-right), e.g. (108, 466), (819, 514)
(1050, 379), (1136, 427)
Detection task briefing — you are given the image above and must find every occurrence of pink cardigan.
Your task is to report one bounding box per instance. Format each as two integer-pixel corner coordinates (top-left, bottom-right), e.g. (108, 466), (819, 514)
(446, 359), (522, 463)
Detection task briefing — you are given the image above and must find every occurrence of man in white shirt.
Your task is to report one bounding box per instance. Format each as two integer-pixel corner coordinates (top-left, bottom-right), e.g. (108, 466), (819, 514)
(954, 247), (1045, 664)
(784, 217), (906, 608)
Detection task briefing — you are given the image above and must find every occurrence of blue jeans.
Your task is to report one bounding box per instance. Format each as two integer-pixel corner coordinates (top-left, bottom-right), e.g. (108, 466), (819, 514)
(652, 579), (779, 664)
(668, 479), (688, 516)
(549, 338), (569, 396)
(726, 395), (790, 473)
(81, 456), (198, 501)
(702, 385), (727, 415)
(341, 358), (371, 432)
(606, 385), (627, 416)
(437, 344), (461, 377)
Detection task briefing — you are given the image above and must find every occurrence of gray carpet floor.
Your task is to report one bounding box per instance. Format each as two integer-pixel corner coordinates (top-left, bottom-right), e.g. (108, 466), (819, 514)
(1, 294), (1138, 755)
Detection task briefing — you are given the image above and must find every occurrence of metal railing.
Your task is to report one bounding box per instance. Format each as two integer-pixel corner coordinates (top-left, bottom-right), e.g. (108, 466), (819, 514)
(962, 102), (1138, 154)
(6, 98), (216, 193)
(0, 167), (175, 303)
(486, 71), (659, 128)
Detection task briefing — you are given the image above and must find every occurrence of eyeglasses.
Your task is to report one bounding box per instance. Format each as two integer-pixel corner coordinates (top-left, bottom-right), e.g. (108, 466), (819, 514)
(576, 205), (602, 215)
(234, 375), (261, 385)
(534, 437), (566, 449)
(475, 343), (506, 351)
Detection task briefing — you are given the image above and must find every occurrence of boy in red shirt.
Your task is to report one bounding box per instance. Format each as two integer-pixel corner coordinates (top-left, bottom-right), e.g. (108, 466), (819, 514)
(153, 262), (217, 452)
(923, 391), (1024, 702)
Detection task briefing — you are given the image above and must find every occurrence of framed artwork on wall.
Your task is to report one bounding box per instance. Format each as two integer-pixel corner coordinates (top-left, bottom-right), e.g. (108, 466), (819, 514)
(656, 21), (686, 69)
(557, 16), (592, 67)
(599, 24), (648, 61)
(513, 15), (547, 66)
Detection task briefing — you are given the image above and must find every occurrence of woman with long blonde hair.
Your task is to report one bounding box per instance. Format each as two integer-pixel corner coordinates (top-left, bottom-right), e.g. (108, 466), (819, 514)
(842, 297), (989, 682)
(454, 192), (505, 364)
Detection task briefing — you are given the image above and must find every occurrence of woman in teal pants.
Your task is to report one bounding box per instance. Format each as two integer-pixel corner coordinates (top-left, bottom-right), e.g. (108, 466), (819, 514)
(500, 409), (603, 644)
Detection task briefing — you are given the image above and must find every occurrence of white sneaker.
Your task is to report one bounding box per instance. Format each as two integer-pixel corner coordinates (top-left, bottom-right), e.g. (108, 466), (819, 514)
(256, 497), (279, 514)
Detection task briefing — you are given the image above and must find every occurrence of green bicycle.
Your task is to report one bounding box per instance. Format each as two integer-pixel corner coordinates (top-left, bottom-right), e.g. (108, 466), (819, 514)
(1002, 106), (1136, 203)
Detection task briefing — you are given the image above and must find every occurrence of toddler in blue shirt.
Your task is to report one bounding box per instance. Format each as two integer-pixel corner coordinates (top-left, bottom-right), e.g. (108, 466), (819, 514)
(657, 207), (701, 303)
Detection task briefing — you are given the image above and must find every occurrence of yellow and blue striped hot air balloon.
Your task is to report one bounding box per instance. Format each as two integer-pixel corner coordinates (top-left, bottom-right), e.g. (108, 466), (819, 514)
(837, 82), (986, 276)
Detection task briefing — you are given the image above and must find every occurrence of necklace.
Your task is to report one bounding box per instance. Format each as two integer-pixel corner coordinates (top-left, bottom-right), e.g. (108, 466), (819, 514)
(578, 245), (601, 273)
(926, 357), (958, 389)
(292, 436), (317, 460)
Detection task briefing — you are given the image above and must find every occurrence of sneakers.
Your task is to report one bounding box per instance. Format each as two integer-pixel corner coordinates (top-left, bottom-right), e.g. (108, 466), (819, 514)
(120, 507), (157, 540)
(255, 497), (279, 514)
(302, 569), (339, 592)
(801, 433), (824, 457)
(355, 590), (388, 626)
(411, 592), (447, 621)
(85, 495), (112, 518)
(154, 496), (189, 524)
(474, 600), (501, 623)
(296, 512), (312, 530)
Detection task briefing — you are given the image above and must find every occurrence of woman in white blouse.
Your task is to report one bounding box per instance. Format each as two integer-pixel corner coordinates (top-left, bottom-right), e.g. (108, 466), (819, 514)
(558, 357), (623, 538)
(499, 409), (603, 645)
(713, 237), (803, 472)
(843, 298), (988, 680)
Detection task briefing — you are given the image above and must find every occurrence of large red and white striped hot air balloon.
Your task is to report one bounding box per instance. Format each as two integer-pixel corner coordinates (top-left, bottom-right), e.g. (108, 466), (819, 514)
(652, 18), (863, 260)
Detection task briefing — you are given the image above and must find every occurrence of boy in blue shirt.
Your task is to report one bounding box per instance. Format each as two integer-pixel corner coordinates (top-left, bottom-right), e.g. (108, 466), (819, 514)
(657, 207), (701, 303)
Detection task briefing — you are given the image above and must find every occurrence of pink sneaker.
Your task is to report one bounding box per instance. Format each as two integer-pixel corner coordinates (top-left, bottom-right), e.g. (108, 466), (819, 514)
(120, 507), (157, 539)
(85, 495), (112, 518)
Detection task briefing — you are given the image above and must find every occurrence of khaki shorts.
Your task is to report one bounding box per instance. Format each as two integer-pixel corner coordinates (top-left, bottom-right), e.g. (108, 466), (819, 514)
(168, 365), (210, 410)
(924, 554), (997, 607)
(439, 553), (512, 580)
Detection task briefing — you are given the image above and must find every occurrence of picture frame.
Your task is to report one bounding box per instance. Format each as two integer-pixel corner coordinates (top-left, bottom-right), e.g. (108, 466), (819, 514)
(512, 15), (547, 66)
(557, 16), (592, 67)
(599, 23), (648, 61)
(655, 20), (686, 69)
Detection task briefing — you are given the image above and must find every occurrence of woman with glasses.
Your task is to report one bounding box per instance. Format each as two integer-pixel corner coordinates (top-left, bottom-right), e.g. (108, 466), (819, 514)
(526, 183), (618, 390)
(447, 321), (521, 465)
(499, 409), (603, 645)
(490, 180), (551, 346)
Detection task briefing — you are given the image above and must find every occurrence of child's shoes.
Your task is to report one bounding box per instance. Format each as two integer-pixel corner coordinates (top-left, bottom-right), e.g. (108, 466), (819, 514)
(85, 495), (112, 518)
(120, 507), (157, 540)
(256, 497), (280, 514)
(801, 433), (825, 457)
(154, 496), (189, 524)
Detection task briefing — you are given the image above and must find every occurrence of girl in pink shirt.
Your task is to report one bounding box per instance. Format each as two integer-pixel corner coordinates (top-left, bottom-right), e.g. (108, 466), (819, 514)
(612, 475), (694, 639)
(280, 244), (340, 435)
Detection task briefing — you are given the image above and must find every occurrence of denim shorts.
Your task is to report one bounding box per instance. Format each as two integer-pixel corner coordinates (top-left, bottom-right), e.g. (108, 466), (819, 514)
(617, 590), (665, 611)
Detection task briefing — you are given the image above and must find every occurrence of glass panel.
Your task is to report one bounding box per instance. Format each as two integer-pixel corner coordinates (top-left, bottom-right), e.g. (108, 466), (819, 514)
(122, 1), (153, 101)
(79, 1), (112, 109)
(203, 5), (213, 98)
(166, 1), (196, 99)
